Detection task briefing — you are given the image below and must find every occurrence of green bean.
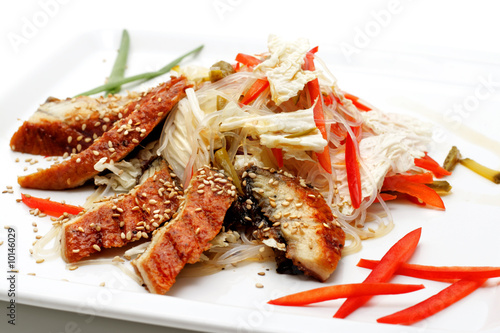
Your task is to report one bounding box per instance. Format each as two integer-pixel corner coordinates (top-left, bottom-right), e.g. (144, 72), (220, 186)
(105, 29), (130, 95)
(75, 44), (204, 97)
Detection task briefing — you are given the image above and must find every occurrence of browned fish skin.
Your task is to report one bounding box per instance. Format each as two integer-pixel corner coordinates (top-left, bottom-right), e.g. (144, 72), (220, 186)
(10, 93), (140, 156)
(18, 77), (189, 190)
(61, 159), (182, 263)
(133, 166), (237, 294)
(242, 166), (345, 282)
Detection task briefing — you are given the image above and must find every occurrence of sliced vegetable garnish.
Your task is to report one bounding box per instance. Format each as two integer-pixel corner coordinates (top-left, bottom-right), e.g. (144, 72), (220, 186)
(75, 44), (204, 97)
(284, 128), (316, 138)
(304, 48), (332, 174)
(388, 172), (434, 184)
(240, 78), (269, 105)
(214, 147), (243, 195)
(377, 279), (486, 325)
(459, 158), (500, 184)
(21, 193), (83, 217)
(271, 148), (284, 168)
(343, 92), (371, 111)
(345, 134), (362, 209)
(414, 153), (451, 178)
(268, 283), (424, 307)
(235, 53), (261, 68)
(357, 259), (500, 281)
(375, 193), (398, 202)
(333, 228), (422, 319)
(382, 175), (445, 210)
(426, 180), (452, 194)
(105, 29), (130, 95)
(442, 146), (462, 172)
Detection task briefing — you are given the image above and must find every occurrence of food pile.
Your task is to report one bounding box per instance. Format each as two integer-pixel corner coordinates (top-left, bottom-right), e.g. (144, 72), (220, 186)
(12, 33), (498, 326)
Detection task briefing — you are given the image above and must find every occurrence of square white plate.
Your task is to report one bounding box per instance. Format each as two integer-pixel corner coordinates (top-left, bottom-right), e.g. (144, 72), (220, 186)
(0, 31), (499, 333)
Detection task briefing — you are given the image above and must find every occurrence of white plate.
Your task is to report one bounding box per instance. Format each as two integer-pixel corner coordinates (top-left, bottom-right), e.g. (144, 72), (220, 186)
(1, 31), (499, 333)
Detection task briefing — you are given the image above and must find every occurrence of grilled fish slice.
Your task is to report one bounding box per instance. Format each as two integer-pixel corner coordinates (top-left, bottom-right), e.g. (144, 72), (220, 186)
(133, 166), (237, 294)
(10, 93), (141, 156)
(242, 166), (345, 282)
(18, 77), (189, 190)
(61, 158), (182, 263)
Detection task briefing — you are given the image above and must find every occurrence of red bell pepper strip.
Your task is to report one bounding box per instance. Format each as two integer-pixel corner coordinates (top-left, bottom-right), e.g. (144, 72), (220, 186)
(21, 193), (83, 217)
(358, 259), (500, 281)
(271, 148), (284, 168)
(388, 172), (434, 184)
(414, 153), (452, 178)
(240, 78), (269, 105)
(235, 53), (261, 68)
(333, 228), (422, 319)
(304, 49), (332, 174)
(343, 92), (371, 111)
(382, 175), (445, 210)
(345, 134), (362, 209)
(374, 193), (398, 203)
(377, 279), (486, 325)
(268, 283), (424, 307)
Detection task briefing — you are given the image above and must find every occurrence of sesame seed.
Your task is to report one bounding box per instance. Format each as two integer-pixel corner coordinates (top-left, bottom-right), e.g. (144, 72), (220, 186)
(92, 150), (99, 156)
(248, 172), (257, 179)
(255, 283), (264, 288)
(36, 259), (45, 264)
(195, 227), (200, 235)
(258, 272), (265, 276)
(195, 208), (202, 212)
(92, 244), (101, 252)
(308, 194), (316, 199)
(72, 249), (80, 253)
(69, 266), (78, 271)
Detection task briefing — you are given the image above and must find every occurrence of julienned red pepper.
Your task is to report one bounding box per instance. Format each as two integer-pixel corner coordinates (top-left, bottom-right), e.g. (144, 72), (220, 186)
(240, 78), (269, 105)
(21, 193), (83, 217)
(345, 134), (362, 209)
(235, 53), (261, 68)
(343, 92), (371, 111)
(377, 279), (486, 325)
(333, 228), (422, 319)
(414, 153), (452, 179)
(268, 283), (424, 307)
(382, 175), (445, 210)
(271, 148), (284, 168)
(305, 48), (331, 174)
(357, 259), (500, 281)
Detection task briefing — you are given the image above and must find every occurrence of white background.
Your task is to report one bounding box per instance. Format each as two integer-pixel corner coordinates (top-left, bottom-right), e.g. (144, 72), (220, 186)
(1, 1), (500, 332)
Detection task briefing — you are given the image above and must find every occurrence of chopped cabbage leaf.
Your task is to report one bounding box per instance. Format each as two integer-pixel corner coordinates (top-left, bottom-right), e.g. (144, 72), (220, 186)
(255, 35), (319, 105)
(219, 103), (327, 152)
